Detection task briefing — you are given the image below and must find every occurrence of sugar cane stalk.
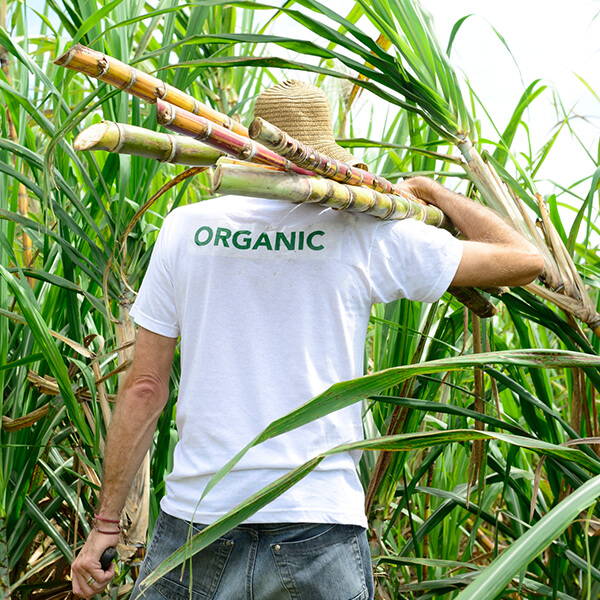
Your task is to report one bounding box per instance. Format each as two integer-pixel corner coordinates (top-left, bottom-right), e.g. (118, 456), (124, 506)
(156, 100), (314, 176)
(54, 44), (247, 136)
(74, 121), (223, 166)
(249, 116), (427, 206)
(214, 159), (447, 226)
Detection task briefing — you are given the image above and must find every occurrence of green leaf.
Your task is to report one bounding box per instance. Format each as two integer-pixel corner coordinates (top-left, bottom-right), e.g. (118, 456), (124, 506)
(492, 80), (546, 168)
(140, 428), (599, 590)
(567, 165), (600, 253)
(71, 0), (127, 43)
(0, 265), (92, 445)
(203, 349), (600, 503)
(455, 475), (600, 599)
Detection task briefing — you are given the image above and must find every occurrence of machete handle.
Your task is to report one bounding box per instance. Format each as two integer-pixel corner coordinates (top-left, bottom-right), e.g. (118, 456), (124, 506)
(100, 546), (117, 571)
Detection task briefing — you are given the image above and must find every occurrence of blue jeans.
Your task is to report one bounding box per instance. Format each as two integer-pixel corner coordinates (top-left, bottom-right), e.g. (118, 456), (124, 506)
(130, 510), (374, 599)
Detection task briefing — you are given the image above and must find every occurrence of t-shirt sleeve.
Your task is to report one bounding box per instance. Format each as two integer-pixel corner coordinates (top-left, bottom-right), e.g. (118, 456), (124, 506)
(129, 216), (180, 338)
(368, 218), (463, 304)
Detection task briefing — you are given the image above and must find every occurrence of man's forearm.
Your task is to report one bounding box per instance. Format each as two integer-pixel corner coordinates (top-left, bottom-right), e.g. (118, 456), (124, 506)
(96, 384), (166, 519)
(433, 188), (533, 248)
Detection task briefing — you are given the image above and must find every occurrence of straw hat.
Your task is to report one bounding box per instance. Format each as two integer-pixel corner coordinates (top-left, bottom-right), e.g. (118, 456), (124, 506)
(254, 80), (366, 169)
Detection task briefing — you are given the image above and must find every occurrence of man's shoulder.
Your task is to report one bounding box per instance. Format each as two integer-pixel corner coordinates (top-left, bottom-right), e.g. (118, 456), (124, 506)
(165, 195), (392, 235)
(167, 195), (275, 220)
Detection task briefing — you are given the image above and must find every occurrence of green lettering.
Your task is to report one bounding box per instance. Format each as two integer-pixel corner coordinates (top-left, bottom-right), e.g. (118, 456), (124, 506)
(232, 230), (252, 250)
(275, 231), (296, 251)
(194, 226), (213, 246)
(214, 227), (232, 247)
(298, 231), (304, 250)
(307, 230), (325, 251)
(252, 232), (273, 251)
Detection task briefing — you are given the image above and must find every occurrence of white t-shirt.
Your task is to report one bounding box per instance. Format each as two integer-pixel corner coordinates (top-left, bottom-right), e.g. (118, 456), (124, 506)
(129, 195), (463, 528)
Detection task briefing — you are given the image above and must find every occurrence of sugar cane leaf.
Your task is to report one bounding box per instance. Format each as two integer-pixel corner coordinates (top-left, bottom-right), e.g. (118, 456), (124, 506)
(154, 0), (384, 62)
(355, 0), (471, 134)
(71, 0), (126, 43)
(140, 429), (598, 589)
(291, 0), (390, 58)
(236, 0), (388, 60)
(164, 56), (453, 138)
(400, 479), (530, 557)
(0, 265), (92, 445)
(370, 395), (528, 436)
(567, 165), (600, 254)
(0, 209), (109, 291)
(398, 575), (578, 598)
(339, 431), (600, 471)
(0, 162), (43, 199)
(492, 80), (546, 168)
(0, 139), (110, 252)
(23, 497), (73, 561)
(337, 137), (462, 163)
(0, 80), (106, 209)
(148, 33), (337, 60)
(201, 349), (600, 502)
(6, 268), (108, 317)
(155, 33), (395, 93)
(37, 459), (86, 529)
(446, 14), (474, 55)
(376, 555), (478, 570)
(396, 574), (474, 593)
(0, 308), (94, 358)
(0, 27), (70, 115)
(139, 455), (324, 591)
(89, 4), (207, 45)
(455, 475), (600, 600)
(484, 367), (579, 439)
(0, 353), (44, 372)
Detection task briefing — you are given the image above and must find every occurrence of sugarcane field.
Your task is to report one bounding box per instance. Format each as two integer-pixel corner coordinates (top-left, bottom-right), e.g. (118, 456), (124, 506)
(2, 1), (600, 599)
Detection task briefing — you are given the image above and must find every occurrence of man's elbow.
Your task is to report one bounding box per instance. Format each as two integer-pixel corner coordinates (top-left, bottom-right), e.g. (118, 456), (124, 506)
(121, 374), (169, 414)
(511, 250), (545, 286)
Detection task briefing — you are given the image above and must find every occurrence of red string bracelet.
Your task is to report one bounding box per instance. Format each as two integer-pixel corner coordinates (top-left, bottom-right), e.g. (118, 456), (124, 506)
(94, 514), (120, 524)
(95, 527), (121, 535)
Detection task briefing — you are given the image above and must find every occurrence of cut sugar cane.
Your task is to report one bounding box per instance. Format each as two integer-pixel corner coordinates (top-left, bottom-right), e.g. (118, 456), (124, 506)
(74, 122), (223, 166)
(156, 100), (314, 176)
(249, 116), (426, 206)
(214, 159), (447, 227)
(54, 44), (247, 136)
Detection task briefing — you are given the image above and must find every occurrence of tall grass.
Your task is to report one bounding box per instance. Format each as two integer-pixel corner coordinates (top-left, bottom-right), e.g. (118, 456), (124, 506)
(1, 1), (599, 599)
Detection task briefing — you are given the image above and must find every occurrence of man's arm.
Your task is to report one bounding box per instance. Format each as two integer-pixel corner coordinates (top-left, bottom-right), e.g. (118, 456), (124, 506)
(71, 326), (177, 599)
(400, 176), (545, 288)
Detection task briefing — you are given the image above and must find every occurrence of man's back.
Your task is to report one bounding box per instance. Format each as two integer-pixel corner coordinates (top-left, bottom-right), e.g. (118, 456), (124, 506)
(130, 194), (462, 527)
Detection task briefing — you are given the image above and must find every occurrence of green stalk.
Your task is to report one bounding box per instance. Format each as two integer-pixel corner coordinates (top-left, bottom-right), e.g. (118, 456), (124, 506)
(74, 122), (223, 166)
(249, 116), (426, 207)
(214, 159), (446, 226)
(0, 513), (8, 599)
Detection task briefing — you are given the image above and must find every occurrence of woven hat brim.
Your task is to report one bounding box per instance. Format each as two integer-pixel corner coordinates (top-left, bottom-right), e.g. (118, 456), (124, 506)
(253, 80), (366, 170)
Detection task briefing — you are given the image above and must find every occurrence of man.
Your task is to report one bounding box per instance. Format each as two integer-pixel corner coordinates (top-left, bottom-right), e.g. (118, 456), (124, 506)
(71, 81), (544, 599)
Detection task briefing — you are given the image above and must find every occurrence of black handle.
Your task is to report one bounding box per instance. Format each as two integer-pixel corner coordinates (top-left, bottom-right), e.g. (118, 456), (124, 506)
(100, 546), (117, 571)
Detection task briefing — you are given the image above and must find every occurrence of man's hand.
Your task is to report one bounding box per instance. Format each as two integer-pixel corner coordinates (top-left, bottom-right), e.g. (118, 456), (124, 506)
(71, 529), (119, 598)
(399, 176), (441, 207)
